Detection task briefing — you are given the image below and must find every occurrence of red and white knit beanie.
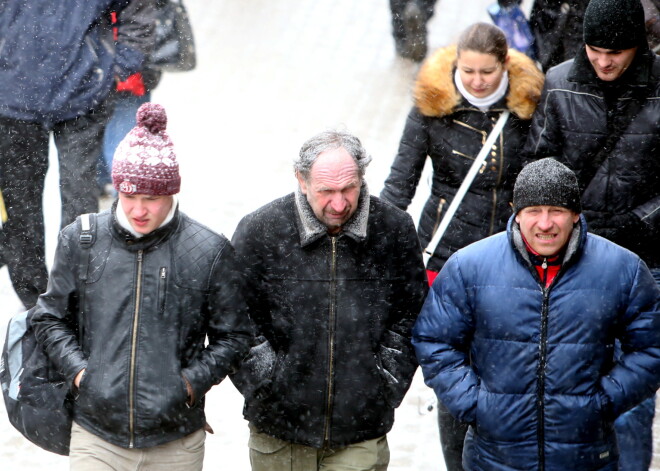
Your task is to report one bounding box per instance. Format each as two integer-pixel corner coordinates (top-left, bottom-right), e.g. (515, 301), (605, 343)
(112, 103), (181, 196)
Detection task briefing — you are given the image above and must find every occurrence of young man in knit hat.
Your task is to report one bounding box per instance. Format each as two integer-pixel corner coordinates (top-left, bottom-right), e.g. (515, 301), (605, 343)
(524, 0), (660, 467)
(413, 158), (660, 471)
(30, 103), (251, 470)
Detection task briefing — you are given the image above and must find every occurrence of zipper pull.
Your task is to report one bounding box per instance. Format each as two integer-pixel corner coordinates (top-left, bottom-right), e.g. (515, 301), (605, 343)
(160, 267), (166, 279)
(542, 258), (547, 269)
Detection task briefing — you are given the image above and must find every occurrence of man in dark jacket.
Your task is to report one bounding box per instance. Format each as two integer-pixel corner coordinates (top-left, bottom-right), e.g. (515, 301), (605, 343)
(31, 103), (251, 470)
(524, 1), (660, 467)
(230, 130), (428, 470)
(413, 158), (660, 471)
(498, 0), (590, 71)
(0, 0), (155, 310)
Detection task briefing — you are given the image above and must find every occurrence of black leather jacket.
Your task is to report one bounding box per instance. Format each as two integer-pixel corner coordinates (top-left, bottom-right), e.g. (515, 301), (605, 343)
(230, 190), (428, 448)
(32, 206), (251, 448)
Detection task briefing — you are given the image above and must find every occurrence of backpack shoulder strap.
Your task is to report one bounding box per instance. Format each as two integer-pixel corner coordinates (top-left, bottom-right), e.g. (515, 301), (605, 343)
(77, 213), (97, 338)
(78, 213), (97, 283)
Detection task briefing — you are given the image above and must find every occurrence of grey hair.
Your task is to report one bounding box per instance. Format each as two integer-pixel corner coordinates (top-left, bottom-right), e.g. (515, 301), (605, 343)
(294, 130), (372, 180)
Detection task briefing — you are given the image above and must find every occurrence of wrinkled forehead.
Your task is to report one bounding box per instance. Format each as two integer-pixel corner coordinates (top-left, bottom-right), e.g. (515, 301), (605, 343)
(308, 149), (361, 189)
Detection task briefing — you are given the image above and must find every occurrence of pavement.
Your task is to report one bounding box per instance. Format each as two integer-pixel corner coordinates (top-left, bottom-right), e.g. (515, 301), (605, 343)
(2, 0), (659, 469)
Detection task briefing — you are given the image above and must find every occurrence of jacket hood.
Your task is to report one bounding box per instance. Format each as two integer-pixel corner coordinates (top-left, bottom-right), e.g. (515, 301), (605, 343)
(414, 45), (544, 119)
(294, 184), (370, 246)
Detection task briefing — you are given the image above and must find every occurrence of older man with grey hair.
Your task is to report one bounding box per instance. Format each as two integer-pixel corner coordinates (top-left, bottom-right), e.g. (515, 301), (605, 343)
(230, 130), (428, 471)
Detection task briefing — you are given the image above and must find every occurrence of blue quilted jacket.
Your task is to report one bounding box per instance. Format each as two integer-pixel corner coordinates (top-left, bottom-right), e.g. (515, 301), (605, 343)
(0, 0), (153, 124)
(413, 215), (660, 471)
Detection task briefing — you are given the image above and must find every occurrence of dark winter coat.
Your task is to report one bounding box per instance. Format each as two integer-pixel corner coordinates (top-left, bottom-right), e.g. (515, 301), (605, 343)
(380, 46), (544, 273)
(32, 206), (251, 448)
(0, 0), (155, 124)
(230, 188), (428, 448)
(524, 48), (660, 268)
(528, 0), (589, 71)
(413, 216), (660, 471)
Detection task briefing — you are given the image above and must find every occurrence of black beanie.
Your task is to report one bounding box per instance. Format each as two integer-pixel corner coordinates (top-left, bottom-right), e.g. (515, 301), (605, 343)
(583, 0), (646, 49)
(513, 158), (582, 214)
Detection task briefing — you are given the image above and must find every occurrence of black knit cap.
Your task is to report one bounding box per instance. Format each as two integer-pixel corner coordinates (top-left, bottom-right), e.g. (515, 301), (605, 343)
(513, 158), (582, 214)
(583, 0), (646, 49)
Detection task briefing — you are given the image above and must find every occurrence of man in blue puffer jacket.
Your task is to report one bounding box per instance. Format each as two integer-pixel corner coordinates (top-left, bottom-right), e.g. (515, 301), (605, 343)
(0, 0), (155, 309)
(413, 158), (660, 471)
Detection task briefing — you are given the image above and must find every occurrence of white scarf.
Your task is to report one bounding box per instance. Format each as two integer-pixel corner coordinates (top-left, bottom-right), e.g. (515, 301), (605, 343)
(454, 69), (509, 111)
(116, 195), (179, 238)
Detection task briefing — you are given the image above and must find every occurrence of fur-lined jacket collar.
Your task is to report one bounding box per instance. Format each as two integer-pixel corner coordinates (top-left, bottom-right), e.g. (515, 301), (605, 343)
(295, 184), (370, 246)
(414, 45), (544, 119)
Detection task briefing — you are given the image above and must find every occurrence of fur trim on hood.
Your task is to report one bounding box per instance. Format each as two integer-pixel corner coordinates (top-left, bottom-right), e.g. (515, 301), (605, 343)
(414, 45), (544, 119)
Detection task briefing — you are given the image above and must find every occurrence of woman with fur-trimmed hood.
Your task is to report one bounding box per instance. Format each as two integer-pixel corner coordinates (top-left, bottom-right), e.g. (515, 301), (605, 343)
(379, 22), (543, 471)
(381, 22), (543, 278)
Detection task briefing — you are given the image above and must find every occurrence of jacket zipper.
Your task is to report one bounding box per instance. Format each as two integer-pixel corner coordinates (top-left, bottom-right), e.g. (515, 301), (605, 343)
(488, 189), (497, 235)
(128, 250), (144, 448)
(431, 198), (447, 237)
(537, 287), (550, 470)
(541, 258), (548, 286)
(488, 132), (505, 234)
(158, 267), (167, 314)
(451, 120), (489, 174)
(324, 237), (338, 444)
(451, 150), (487, 174)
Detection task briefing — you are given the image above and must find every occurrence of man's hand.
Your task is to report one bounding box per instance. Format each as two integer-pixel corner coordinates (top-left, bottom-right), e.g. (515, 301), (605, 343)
(74, 368), (86, 389)
(183, 375), (194, 406)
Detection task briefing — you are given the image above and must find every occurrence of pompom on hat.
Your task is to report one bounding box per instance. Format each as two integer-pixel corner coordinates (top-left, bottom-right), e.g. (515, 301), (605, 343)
(513, 158), (582, 214)
(112, 103), (181, 196)
(583, 0), (646, 50)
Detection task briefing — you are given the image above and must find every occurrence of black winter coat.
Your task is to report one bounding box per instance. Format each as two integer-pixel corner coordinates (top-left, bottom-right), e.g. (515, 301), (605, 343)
(524, 48), (660, 268)
(528, 0), (589, 71)
(230, 190), (428, 448)
(32, 207), (251, 448)
(380, 46), (544, 273)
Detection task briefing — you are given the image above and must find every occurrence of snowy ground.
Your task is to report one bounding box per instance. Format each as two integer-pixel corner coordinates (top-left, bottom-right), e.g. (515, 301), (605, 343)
(1, 0), (659, 469)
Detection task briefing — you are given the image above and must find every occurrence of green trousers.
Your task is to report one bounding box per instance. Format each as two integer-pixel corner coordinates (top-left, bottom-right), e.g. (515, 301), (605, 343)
(248, 423), (390, 471)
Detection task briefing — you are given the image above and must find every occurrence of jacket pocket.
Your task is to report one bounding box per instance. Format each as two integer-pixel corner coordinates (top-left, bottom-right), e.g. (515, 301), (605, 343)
(375, 330), (416, 408)
(230, 337), (278, 401)
(248, 423), (289, 454)
(430, 197), (447, 238)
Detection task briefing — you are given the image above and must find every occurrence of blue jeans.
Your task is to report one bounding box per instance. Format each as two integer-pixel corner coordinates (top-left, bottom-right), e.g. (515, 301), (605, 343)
(97, 92), (151, 186)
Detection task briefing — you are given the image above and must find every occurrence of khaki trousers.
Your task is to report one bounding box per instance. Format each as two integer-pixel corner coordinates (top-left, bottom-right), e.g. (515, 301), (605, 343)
(248, 423), (390, 471)
(70, 421), (205, 471)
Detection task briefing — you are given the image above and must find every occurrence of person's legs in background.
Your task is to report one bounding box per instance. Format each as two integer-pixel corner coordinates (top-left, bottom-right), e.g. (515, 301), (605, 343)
(614, 267), (658, 471)
(437, 399), (468, 471)
(389, 0), (437, 62)
(0, 117), (49, 308)
(615, 395), (655, 471)
(55, 102), (112, 228)
(98, 91), (151, 197)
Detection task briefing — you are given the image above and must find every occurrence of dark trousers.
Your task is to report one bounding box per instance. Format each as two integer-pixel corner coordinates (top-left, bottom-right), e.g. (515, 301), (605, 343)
(388, 0), (436, 41)
(0, 106), (109, 308)
(437, 399), (468, 471)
